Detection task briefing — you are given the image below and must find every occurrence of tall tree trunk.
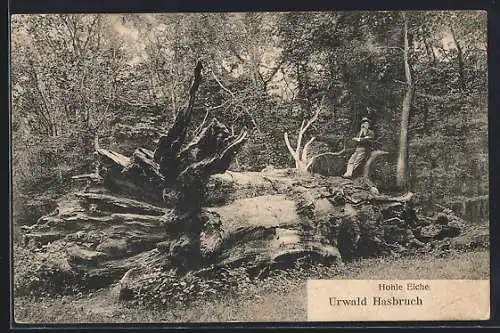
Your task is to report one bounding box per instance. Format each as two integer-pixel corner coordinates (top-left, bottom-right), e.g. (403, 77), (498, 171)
(396, 12), (414, 191)
(449, 24), (466, 91)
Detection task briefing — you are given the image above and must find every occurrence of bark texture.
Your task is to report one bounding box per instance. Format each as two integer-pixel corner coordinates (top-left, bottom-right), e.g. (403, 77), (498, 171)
(21, 167), (476, 297)
(396, 12), (414, 191)
(17, 62), (479, 301)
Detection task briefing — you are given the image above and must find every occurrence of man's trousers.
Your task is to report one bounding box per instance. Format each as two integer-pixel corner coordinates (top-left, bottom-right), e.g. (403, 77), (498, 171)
(343, 147), (368, 178)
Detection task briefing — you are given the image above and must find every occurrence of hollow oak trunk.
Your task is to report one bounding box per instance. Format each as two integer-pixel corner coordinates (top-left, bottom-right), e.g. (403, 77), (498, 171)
(21, 165), (471, 298)
(17, 62), (470, 301)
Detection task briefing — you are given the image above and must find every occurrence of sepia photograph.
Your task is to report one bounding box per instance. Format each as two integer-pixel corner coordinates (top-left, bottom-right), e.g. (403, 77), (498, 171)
(10, 11), (489, 323)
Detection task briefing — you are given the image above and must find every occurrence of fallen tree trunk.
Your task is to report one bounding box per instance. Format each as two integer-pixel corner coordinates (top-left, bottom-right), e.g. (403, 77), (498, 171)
(16, 62), (473, 303)
(21, 167), (468, 297)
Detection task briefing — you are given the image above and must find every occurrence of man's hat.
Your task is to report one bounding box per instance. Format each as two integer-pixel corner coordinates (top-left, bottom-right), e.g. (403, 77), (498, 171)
(361, 117), (370, 123)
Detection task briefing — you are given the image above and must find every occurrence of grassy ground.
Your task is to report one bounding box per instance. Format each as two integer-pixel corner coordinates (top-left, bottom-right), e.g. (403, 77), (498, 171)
(13, 249), (489, 324)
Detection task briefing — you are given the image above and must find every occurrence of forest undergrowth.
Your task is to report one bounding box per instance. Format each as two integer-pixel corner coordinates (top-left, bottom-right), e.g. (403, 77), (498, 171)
(14, 248), (489, 323)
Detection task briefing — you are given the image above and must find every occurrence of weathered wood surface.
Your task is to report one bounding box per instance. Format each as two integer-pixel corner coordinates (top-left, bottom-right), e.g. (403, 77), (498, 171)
(21, 167), (472, 296)
(16, 61), (479, 301)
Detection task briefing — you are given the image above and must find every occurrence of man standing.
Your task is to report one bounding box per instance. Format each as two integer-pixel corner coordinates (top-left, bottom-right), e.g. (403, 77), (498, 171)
(343, 117), (374, 179)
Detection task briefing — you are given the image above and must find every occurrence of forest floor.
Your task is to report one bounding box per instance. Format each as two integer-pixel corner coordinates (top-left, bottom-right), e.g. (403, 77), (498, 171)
(13, 249), (489, 324)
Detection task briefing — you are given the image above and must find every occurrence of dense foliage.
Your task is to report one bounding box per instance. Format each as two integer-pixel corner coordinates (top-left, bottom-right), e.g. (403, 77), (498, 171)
(11, 11), (488, 229)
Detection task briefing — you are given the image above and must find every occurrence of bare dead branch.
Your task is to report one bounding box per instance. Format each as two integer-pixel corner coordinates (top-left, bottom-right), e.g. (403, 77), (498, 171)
(210, 68), (236, 98)
(302, 137), (316, 161)
(225, 130), (248, 152)
(295, 119), (307, 156)
(284, 132), (296, 158)
(283, 93), (337, 172)
(302, 106), (321, 134)
(306, 144), (346, 170)
(205, 100), (231, 111)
